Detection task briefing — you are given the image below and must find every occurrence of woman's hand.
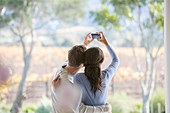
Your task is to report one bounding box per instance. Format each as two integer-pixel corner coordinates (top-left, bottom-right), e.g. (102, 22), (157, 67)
(84, 33), (94, 46)
(97, 32), (108, 46)
(52, 75), (61, 90)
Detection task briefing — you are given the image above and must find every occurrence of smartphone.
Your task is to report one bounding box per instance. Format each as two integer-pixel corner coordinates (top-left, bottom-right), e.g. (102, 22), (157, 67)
(90, 33), (102, 39)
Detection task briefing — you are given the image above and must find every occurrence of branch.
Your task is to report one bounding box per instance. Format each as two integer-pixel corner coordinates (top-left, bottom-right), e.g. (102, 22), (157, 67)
(10, 27), (20, 36)
(23, 16), (55, 37)
(144, 50), (150, 89)
(153, 39), (164, 60)
(20, 36), (27, 64)
(148, 58), (156, 100)
(137, 4), (144, 42)
(132, 43), (145, 88)
(140, 3), (158, 89)
(0, 7), (6, 16)
(26, 18), (36, 62)
(9, 19), (24, 37)
(28, 29), (35, 59)
(125, 38), (145, 88)
(148, 6), (157, 58)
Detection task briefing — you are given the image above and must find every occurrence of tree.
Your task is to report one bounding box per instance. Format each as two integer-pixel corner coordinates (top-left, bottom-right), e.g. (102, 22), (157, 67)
(91, 0), (164, 113)
(0, 0), (51, 112)
(0, 0), (86, 112)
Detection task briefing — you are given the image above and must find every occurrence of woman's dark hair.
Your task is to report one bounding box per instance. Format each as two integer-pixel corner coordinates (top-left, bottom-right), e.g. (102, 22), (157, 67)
(68, 45), (86, 67)
(84, 47), (104, 96)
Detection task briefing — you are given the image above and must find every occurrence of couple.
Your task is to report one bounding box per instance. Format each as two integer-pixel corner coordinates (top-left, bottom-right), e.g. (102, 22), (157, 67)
(51, 32), (120, 113)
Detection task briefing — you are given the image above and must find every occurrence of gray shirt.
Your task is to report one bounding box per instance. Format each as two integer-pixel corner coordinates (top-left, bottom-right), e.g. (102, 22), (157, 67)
(51, 62), (81, 113)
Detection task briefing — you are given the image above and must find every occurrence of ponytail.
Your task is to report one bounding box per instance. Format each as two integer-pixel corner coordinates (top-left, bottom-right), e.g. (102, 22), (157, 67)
(84, 47), (104, 96)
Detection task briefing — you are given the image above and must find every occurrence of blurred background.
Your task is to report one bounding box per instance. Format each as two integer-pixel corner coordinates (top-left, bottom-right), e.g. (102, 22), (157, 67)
(0, 0), (164, 113)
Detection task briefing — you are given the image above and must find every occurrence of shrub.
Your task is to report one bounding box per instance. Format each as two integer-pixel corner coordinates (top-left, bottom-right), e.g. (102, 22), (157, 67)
(23, 104), (37, 113)
(35, 96), (52, 113)
(150, 87), (165, 113)
(108, 92), (136, 113)
(0, 96), (11, 113)
(130, 102), (142, 113)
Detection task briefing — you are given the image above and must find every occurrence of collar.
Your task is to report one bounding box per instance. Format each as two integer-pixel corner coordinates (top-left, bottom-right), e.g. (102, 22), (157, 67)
(59, 67), (74, 84)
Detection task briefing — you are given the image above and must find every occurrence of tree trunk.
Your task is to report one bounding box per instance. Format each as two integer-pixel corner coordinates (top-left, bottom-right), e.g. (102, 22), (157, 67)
(143, 95), (150, 113)
(11, 59), (30, 113)
(45, 81), (49, 97)
(11, 31), (34, 113)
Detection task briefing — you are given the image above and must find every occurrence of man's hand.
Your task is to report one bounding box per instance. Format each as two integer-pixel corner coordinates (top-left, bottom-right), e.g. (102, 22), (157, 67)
(105, 103), (112, 113)
(52, 75), (61, 90)
(84, 33), (94, 46)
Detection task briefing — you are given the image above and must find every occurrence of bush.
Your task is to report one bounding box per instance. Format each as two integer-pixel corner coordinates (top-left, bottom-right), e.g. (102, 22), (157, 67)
(130, 102), (142, 113)
(22, 96), (52, 113)
(108, 92), (137, 113)
(0, 96), (11, 113)
(35, 96), (52, 113)
(150, 87), (165, 113)
(23, 104), (37, 113)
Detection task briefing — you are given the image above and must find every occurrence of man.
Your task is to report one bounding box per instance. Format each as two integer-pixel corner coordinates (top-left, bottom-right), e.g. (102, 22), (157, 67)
(51, 33), (111, 113)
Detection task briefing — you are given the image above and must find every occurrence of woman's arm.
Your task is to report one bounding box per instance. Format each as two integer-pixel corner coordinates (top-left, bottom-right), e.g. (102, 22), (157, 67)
(103, 44), (120, 81)
(97, 32), (120, 82)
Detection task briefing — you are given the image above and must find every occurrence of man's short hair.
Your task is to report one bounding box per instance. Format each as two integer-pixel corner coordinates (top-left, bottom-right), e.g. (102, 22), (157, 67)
(68, 45), (86, 67)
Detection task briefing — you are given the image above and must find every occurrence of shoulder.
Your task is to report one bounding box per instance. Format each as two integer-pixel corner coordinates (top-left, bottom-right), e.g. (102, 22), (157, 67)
(74, 72), (85, 82)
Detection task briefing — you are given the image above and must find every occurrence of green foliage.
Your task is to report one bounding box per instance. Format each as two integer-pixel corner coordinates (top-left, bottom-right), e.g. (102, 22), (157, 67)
(0, 0), (37, 28)
(148, 2), (164, 30)
(50, 0), (86, 23)
(130, 102), (142, 113)
(35, 96), (52, 113)
(22, 96), (53, 113)
(23, 104), (37, 113)
(90, 5), (121, 30)
(107, 0), (136, 19)
(0, 0), (86, 29)
(108, 92), (137, 113)
(0, 96), (11, 113)
(0, 96), (52, 113)
(91, 0), (164, 32)
(91, 0), (136, 30)
(150, 87), (165, 113)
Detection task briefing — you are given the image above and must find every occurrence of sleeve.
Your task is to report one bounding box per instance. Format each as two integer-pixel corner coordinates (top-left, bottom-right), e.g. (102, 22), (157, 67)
(52, 60), (68, 81)
(103, 44), (120, 82)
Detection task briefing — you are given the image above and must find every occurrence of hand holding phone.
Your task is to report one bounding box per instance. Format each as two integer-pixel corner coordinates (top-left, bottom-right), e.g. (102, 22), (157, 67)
(84, 33), (94, 46)
(97, 32), (108, 46)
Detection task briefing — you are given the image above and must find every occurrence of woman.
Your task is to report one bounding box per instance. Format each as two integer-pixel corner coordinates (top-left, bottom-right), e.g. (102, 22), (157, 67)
(74, 32), (120, 112)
